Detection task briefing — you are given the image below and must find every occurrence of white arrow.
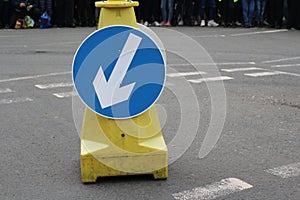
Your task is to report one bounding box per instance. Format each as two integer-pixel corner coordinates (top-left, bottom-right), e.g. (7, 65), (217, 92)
(93, 33), (142, 109)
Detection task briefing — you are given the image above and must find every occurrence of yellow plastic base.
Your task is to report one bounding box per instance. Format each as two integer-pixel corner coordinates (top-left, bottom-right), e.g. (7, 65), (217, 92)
(80, 106), (168, 183)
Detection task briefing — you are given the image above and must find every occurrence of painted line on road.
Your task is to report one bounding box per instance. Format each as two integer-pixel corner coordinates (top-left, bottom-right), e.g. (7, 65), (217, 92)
(276, 71), (300, 77)
(167, 71), (206, 77)
(0, 97), (33, 105)
(35, 82), (73, 89)
(271, 63), (300, 68)
(221, 67), (264, 72)
(168, 62), (256, 67)
(0, 35), (22, 38)
(0, 71), (71, 83)
(230, 29), (288, 37)
(265, 162), (300, 178)
(53, 91), (77, 98)
(172, 178), (253, 200)
(261, 56), (300, 64)
(191, 34), (226, 38)
(214, 62), (256, 66)
(244, 71), (284, 77)
(188, 76), (233, 84)
(0, 88), (14, 94)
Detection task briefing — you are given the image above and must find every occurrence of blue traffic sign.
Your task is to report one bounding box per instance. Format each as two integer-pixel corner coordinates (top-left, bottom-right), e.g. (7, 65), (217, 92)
(72, 25), (166, 119)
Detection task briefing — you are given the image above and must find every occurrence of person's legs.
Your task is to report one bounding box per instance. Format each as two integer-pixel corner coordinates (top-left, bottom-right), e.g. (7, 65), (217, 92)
(167, 0), (174, 22)
(199, 0), (207, 20)
(287, 0), (293, 28)
(208, 0), (216, 20)
(269, 0), (275, 26)
(138, 0), (145, 22)
(145, 0), (152, 22)
(275, 0), (283, 27)
(223, 0), (229, 25)
(260, 0), (266, 24)
(206, 0), (218, 26)
(55, 0), (64, 27)
(294, 0), (300, 29)
(10, 10), (24, 28)
(0, 0), (3, 27)
(248, 0), (254, 25)
(234, 0), (243, 23)
(87, 0), (95, 26)
(152, 0), (161, 22)
(242, 0), (249, 25)
(223, 0), (234, 25)
(77, 0), (87, 26)
(256, 0), (262, 24)
(65, 0), (75, 26)
(160, 0), (167, 22)
(28, 7), (41, 21)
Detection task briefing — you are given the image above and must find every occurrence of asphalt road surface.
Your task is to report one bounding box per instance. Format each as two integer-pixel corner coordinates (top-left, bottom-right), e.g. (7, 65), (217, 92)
(0, 26), (299, 200)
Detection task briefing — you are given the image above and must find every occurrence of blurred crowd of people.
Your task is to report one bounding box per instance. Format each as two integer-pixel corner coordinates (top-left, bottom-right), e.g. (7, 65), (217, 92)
(136, 0), (300, 29)
(0, 0), (299, 29)
(0, 0), (97, 28)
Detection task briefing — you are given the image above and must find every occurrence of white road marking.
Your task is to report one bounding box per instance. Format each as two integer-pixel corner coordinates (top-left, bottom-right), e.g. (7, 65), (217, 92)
(191, 34), (226, 38)
(172, 178), (253, 200)
(0, 71), (71, 83)
(271, 63), (300, 68)
(221, 67), (264, 72)
(0, 35), (21, 38)
(277, 71), (300, 77)
(265, 162), (300, 178)
(167, 71), (206, 77)
(168, 62), (255, 67)
(261, 56), (300, 64)
(244, 71), (284, 77)
(53, 91), (77, 98)
(0, 88), (14, 94)
(188, 76), (233, 83)
(231, 29), (288, 37)
(35, 82), (73, 89)
(0, 97), (33, 105)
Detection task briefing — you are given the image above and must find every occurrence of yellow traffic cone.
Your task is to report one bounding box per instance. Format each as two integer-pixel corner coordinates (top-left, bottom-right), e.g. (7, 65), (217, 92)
(80, 0), (168, 183)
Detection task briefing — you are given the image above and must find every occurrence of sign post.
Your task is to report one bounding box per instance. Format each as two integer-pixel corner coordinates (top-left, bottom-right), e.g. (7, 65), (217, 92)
(75, 0), (168, 183)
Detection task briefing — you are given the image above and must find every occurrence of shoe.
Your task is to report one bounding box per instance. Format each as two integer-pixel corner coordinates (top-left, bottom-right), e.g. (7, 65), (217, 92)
(263, 20), (270, 27)
(165, 21), (171, 26)
(152, 21), (160, 26)
(160, 21), (166, 26)
(200, 20), (205, 27)
(274, 22), (282, 29)
(235, 21), (242, 27)
(207, 20), (219, 27)
(178, 20), (184, 26)
(244, 24), (250, 28)
(143, 21), (149, 27)
(224, 22), (233, 27)
(193, 20), (198, 26)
